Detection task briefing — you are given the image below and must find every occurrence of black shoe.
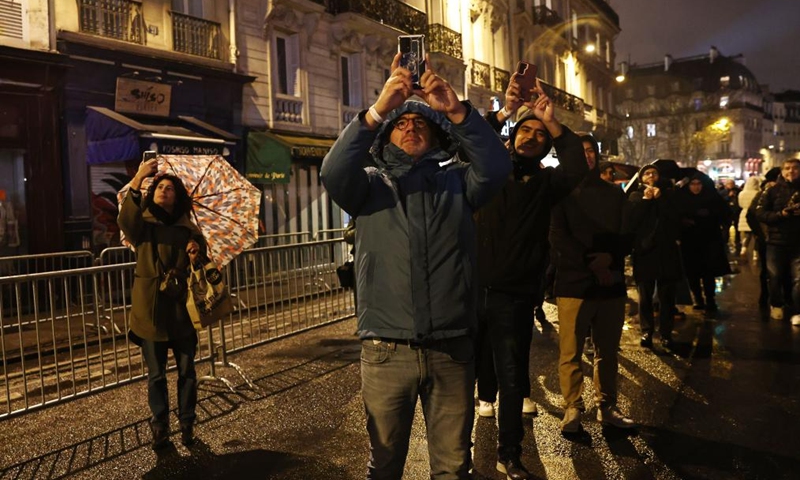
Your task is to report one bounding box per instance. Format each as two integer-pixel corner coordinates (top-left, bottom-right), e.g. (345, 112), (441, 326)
(180, 424), (196, 446)
(640, 333), (653, 348)
(535, 307), (546, 322)
(496, 456), (532, 480)
(150, 423), (170, 450)
(662, 336), (675, 351)
(692, 303), (706, 311)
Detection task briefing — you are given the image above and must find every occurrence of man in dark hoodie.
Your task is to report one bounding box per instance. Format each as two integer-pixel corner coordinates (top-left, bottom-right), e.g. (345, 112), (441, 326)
(321, 54), (511, 479)
(474, 77), (588, 479)
(549, 139), (635, 433)
(755, 159), (800, 325)
(627, 164), (683, 349)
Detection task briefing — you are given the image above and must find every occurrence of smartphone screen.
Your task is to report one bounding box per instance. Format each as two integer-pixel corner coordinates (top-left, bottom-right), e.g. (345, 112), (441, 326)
(398, 35), (426, 88)
(142, 150), (157, 163)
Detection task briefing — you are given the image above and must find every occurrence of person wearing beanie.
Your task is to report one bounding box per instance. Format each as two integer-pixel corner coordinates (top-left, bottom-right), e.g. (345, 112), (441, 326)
(321, 53), (512, 479)
(755, 159), (800, 324)
(627, 163), (684, 349)
(474, 77), (588, 479)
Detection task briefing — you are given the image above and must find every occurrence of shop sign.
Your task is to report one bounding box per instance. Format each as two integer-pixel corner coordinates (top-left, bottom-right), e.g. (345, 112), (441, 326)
(115, 78), (171, 117)
(148, 140), (228, 157)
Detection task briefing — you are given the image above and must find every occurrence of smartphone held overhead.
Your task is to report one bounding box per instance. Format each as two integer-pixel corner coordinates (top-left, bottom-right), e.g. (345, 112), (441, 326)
(398, 35), (426, 88)
(514, 61), (538, 101)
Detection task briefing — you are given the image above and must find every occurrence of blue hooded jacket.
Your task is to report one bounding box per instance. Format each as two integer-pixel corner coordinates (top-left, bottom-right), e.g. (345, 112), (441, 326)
(321, 101), (511, 341)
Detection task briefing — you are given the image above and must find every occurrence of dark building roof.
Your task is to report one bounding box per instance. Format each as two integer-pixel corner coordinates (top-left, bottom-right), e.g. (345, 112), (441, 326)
(773, 90), (800, 103)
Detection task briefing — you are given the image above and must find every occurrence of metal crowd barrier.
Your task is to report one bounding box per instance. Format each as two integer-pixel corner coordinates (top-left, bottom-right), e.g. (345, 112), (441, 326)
(0, 239), (355, 419)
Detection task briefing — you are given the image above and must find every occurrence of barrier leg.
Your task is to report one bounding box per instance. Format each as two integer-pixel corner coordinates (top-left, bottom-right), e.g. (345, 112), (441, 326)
(198, 322), (261, 394)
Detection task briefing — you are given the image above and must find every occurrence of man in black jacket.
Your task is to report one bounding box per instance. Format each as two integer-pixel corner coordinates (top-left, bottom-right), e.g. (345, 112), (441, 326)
(550, 154), (636, 433)
(474, 77), (588, 479)
(755, 159), (800, 324)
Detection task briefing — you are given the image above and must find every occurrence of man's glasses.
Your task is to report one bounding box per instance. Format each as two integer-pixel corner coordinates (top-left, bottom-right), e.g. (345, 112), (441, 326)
(393, 117), (429, 131)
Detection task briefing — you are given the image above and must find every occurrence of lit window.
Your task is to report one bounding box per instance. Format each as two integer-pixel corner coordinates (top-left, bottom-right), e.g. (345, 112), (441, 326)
(646, 123), (656, 137)
(626, 126), (634, 139)
(720, 96), (729, 108)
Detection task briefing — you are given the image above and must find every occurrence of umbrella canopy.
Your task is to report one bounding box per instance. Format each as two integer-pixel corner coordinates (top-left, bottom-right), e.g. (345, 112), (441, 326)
(118, 155), (261, 267)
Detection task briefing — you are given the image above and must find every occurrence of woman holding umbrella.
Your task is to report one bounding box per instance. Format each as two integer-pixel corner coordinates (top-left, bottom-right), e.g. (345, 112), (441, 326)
(674, 173), (732, 312)
(118, 158), (205, 450)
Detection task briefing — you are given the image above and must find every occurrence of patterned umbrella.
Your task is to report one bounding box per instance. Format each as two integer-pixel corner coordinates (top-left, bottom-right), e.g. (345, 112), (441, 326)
(118, 155), (260, 267)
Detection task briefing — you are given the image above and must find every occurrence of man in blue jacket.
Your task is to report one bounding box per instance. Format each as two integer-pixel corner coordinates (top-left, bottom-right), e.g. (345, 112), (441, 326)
(321, 53), (511, 479)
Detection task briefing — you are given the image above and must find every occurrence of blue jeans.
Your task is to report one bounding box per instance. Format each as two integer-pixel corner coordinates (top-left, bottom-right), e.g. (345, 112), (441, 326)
(361, 337), (474, 480)
(476, 290), (534, 459)
(141, 333), (198, 427)
(766, 244), (800, 311)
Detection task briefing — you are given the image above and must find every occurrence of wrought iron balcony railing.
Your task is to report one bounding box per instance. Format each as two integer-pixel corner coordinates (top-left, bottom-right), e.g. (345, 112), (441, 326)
(330, 0), (427, 34)
(470, 59), (491, 90)
(172, 12), (221, 60)
(533, 5), (562, 28)
(426, 23), (462, 60)
(540, 80), (584, 113)
(78, 0), (144, 45)
(493, 67), (510, 94)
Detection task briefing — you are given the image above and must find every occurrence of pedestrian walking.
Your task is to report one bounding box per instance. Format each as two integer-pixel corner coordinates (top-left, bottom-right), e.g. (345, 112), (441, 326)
(627, 164), (683, 350)
(754, 159), (800, 324)
(737, 176), (761, 259)
(117, 161), (205, 450)
(474, 76), (588, 479)
(675, 174), (732, 313)
(549, 142), (636, 434)
(320, 53), (511, 479)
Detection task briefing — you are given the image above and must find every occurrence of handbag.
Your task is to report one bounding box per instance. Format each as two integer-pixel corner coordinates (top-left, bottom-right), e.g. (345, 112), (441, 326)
(336, 261), (355, 289)
(186, 260), (233, 329)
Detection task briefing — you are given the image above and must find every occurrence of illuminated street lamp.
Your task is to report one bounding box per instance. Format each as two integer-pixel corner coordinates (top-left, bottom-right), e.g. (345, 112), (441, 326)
(585, 43), (596, 53)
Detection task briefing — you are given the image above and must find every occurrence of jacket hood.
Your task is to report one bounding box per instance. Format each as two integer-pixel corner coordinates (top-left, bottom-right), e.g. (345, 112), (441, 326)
(742, 176), (761, 192)
(508, 113), (553, 165)
(369, 101), (457, 171)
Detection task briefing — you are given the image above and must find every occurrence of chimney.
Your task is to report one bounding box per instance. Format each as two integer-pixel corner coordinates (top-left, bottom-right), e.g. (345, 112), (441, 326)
(664, 54), (673, 72)
(620, 61), (628, 76)
(710, 46), (719, 63)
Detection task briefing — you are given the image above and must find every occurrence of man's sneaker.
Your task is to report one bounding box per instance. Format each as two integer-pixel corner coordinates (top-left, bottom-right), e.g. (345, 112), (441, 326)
(496, 456), (532, 480)
(791, 315), (800, 327)
(522, 397), (537, 415)
(478, 400), (495, 418)
(597, 406), (636, 429)
(149, 422), (170, 450)
(770, 306), (784, 321)
(560, 406), (582, 433)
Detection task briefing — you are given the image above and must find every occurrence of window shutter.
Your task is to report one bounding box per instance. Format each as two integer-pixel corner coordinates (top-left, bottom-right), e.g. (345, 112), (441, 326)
(0, 0), (24, 40)
(349, 54), (363, 108)
(287, 35), (300, 97)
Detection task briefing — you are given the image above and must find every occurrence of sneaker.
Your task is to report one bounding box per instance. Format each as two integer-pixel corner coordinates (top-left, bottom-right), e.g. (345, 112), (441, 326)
(180, 423), (196, 446)
(791, 315), (800, 327)
(522, 397), (537, 415)
(597, 406), (636, 429)
(478, 400), (495, 418)
(150, 422), (170, 450)
(770, 306), (784, 321)
(496, 456), (532, 480)
(560, 406), (582, 433)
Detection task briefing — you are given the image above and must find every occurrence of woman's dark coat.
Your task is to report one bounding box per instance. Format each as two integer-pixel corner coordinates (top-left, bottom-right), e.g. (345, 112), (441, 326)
(674, 178), (732, 279)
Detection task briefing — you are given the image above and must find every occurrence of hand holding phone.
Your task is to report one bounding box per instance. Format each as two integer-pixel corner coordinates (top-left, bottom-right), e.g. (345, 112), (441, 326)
(513, 61), (537, 102)
(399, 35), (426, 89)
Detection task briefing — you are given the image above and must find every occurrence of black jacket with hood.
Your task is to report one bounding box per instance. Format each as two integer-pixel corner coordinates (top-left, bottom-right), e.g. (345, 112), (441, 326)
(754, 174), (800, 246)
(549, 155), (631, 299)
(321, 101), (511, 342)
(474, 112), (588, 294)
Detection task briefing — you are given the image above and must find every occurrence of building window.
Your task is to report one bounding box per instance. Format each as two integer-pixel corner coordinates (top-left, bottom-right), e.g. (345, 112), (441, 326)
(341, 54), (363, 108)
(646, 123), (656, 137)
(648, 146), (656, 160)
(275, 33), (299, 96)
(172, 0), (203, 17)
(625, 88), (633, 99)
(720, 96), (729, 108)
(626, 126), (634, 139)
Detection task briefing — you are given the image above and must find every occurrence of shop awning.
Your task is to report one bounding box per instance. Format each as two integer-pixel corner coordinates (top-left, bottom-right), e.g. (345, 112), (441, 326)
(245, 131), (336, 185)
(85, 107), (237, 164)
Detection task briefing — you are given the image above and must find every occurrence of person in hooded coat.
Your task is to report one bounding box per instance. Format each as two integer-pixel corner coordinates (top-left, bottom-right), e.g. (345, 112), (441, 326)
(118, 161), (205, 450)
(549, 131), (636, 434)
(627, 164), (683, 349)
(737, 176), (761, 258)
(320, 54), (511, 479)
(472, 77), (588, 479)
(674, 174), (732, 312)
(754, 158), (800, 324)
(746, 167), (782, 308)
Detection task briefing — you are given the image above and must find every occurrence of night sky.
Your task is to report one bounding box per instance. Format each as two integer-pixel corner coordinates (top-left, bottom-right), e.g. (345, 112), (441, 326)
(613, 0), (800, 92)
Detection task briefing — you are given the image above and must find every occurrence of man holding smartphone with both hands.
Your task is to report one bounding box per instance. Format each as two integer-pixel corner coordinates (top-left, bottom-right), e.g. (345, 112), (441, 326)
(475, 66), (589, 479)
(322, 51), (511, 478)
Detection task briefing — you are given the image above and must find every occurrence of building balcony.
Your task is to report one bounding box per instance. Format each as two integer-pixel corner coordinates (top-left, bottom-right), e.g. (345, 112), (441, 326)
(540, 80), (584, 113)
(78, 0), (144, 45)
(533, 5), (562, 28)
(172, 12), (221, 60)
(330, 0), (427, 34)
(274, 94), (304, 125)
(470, 59), (491, 90)
(427, 23), (462, 60)
(493, 67), (510, 94)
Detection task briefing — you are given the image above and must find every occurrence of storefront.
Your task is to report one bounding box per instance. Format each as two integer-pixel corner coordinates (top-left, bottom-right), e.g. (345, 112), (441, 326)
(0, 46), (69, 255)
(57, 38), (254, 252)
(245, 131), (339, 236)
